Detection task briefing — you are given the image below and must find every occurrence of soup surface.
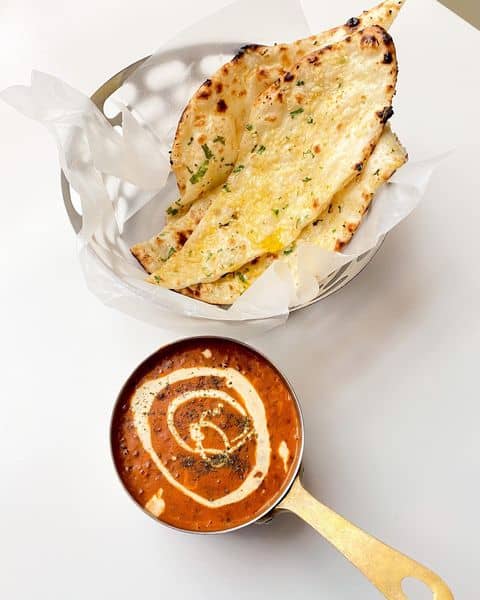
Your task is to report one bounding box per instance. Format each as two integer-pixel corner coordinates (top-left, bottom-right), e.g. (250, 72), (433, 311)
(111, 338), (302, 531)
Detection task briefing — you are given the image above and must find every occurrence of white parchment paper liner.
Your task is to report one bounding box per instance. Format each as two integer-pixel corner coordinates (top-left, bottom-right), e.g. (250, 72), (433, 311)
(0, 0), (445, 336)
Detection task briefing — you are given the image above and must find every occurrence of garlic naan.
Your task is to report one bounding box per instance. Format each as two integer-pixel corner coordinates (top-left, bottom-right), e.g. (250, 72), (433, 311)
(148, 26), (398, 290)
(170, 0), (404, 212)
(182, 126), (407, 304)
(132, 0), (404, 272)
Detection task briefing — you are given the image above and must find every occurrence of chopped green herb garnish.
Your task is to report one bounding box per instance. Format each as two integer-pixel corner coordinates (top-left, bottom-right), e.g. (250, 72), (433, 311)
(251, 144), (258, 153)
(272, 208), (280, 216)
(186, 166), (193, 174)
(303, 149), (315, 159)
(257, 145), (266, 154)
(302, 177), (312, 183)
(213, 135), (225, 145)
(313, 40), (318, 45)
(296, 80), (305, 86)
(332, 229), (336, 233)
(283, 245), (295, 255)
(290, 107), (304, 118)
(154, 275), (162, 283)
(237, 272), (248, 284)
(201, 144), (213, 159)
(189, 160), (209, 184)
(307, 116), (314, 124)
(374, 168), (380, 176)
(233, 164), (245, 173)
(223, 183), (231, 192)
(161, 247), (176, 262)
(166, 206), (178, 216)
(245, 123), (254, 131)
(187, 136), (193, 145)
(338, 205), (342, 213)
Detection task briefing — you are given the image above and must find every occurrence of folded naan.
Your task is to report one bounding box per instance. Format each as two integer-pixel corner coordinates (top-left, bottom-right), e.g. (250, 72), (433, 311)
(131, 0), (405, 271)
(148, 26), (398, 290)
(181, 126), (407, 304)
(169, 0), (405, 212)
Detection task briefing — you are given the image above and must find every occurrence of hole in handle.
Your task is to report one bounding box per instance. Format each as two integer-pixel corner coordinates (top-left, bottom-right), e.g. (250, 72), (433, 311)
(402, 577), (434, 600)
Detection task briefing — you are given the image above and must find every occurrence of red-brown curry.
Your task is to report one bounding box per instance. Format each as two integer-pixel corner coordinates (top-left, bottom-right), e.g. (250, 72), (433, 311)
(111, 338), (302, 532)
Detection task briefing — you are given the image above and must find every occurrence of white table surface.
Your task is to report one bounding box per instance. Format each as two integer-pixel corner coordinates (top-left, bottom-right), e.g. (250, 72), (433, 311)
(1, 1), (479, 599)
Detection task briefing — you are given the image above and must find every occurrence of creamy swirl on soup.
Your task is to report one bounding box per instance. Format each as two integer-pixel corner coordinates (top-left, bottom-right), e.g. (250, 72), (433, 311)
(112, 339), (301, 532)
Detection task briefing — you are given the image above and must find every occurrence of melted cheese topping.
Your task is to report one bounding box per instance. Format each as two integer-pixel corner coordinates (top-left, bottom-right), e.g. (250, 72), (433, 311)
(131, 367), (271, 509)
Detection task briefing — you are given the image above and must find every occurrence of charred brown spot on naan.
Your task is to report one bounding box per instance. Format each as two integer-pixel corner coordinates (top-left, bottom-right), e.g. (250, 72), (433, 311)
(377, 105), (394, 123)
(346, 17), (361, 28)
(361, 33), (380, 48)
(232, 43), (264, 62)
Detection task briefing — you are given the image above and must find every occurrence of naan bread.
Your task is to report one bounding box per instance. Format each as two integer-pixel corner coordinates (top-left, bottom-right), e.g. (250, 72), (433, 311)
(170, 0), (405, 212)
(182, 126), (407, 304)
(131, 0), (405, 271)
(148, 26), (398, 290)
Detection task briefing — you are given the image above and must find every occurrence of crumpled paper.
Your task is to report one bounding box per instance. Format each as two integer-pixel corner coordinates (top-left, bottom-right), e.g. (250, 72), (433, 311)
(0, 0), (444, 336)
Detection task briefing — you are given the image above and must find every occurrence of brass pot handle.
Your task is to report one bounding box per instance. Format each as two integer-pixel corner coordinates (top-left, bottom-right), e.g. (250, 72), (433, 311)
(277, 478), (453, 600)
